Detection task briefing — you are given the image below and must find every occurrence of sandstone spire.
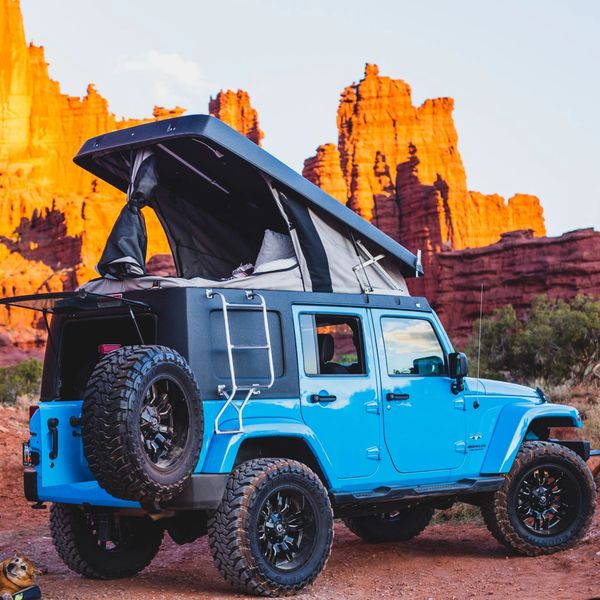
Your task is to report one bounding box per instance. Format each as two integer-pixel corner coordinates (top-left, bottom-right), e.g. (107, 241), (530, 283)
(304, 63), (546, 255)
(209, 90), (264, 146)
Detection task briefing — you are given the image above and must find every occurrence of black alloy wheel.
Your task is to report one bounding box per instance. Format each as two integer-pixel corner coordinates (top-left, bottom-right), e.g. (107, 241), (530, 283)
(482, 441), (595, 555)
(257, 487), (317, 572)
(139, 377), (189, 470)
(208, 458), (333, 596)
(515, 464), (579, 536)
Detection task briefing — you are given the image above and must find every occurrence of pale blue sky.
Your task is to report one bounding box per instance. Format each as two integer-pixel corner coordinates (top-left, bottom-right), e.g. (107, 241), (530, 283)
(21, 0), (600, 236)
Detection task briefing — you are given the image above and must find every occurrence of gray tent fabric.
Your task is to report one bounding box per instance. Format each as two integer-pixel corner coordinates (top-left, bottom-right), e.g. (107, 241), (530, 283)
(89, 139), (409, 295)
(96, 150), (157, 279)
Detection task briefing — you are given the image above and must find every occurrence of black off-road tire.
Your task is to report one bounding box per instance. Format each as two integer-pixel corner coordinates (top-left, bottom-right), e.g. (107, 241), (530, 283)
(343, 505), (434, 543)
(50, 503), (163, 579)
(481, 441), (596, 556)
(208, 458), (334, 596)
(82, 345), (203, 503)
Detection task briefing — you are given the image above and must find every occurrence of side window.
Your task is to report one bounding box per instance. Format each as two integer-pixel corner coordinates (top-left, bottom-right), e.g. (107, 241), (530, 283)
(299, 313), (366, 376)
(381, 317), (446, 376)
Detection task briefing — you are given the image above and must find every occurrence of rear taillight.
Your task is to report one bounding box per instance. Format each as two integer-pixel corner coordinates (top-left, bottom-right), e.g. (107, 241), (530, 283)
(98, 344), (122, 355)
(29, 405), (39, 420)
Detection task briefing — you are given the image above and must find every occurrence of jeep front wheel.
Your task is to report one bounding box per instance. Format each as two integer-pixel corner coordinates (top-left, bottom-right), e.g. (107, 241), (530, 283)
(343, 505), (434, 543)
(481, 441), (596, 555)
(208, 458), (333, 596)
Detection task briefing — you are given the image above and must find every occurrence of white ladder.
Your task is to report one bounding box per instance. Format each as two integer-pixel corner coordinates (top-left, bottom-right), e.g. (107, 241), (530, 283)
(206, 289), (275, 434)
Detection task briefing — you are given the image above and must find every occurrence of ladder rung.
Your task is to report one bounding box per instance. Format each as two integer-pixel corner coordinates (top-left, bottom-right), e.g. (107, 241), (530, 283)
(237, 384), (270, 390)
(224, 303), (264, 309)
(231, 344), (270, 350)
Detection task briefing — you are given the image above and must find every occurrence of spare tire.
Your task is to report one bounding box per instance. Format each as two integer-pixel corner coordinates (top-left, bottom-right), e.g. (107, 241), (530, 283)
(82, 345), (203, 503)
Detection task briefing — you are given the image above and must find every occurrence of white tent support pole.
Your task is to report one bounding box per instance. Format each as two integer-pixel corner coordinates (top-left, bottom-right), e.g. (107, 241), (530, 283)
(157, 143), (230, 194)
(348, 230), (373, 294)
(260, 173), (310, 292)
(355, 240), (403, 292)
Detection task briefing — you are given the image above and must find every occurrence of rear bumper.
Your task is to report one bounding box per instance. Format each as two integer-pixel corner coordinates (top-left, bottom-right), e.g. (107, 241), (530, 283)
(26, 471), (229, 510)
(23, 469), (39, 502)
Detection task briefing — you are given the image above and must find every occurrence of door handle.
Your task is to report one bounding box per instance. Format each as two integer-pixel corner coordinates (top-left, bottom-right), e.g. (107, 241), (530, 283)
(386, 393), (410, 402)
(48, 418), (59, 460)
(309, 394), (337, 403)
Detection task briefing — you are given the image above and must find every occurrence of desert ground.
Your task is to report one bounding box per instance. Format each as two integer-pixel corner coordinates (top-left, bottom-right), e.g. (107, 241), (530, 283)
(1, 402), (599, 600)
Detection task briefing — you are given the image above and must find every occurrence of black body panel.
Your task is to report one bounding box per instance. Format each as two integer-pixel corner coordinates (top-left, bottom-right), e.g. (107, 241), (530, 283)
(40, 287), (432, 402)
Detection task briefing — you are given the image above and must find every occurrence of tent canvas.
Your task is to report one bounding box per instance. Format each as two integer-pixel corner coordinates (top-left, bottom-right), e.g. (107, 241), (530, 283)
(74, 115), (423, 296)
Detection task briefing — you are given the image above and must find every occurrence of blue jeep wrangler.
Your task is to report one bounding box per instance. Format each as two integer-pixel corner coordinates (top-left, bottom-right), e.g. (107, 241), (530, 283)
(6, 115), (595, 596)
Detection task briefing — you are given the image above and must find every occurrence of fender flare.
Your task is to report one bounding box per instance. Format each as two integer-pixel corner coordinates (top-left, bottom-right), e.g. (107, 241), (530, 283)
(199, 420), (337, 485)
(480, 402), (582, 474)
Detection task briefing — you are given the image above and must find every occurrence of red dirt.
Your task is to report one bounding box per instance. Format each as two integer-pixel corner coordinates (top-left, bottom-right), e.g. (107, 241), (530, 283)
(1, 403), (599, 600)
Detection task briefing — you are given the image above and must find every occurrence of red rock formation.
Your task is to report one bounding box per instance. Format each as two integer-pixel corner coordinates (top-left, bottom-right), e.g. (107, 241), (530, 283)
(146, 254), (177, 277)
(302, 144), (347, 203)
(305, 64), (546, 254)
(209, 90), (264, 146)
(432, 228), (600, 345)
(0, 0), (262, 359)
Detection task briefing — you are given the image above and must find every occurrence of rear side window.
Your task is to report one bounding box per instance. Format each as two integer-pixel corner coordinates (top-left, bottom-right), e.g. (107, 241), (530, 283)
(381, 317), (446, 376)
(299, 314), (366, 376)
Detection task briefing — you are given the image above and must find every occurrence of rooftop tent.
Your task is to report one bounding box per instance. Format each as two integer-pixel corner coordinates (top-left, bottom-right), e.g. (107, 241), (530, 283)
(74, 115), (423, 295)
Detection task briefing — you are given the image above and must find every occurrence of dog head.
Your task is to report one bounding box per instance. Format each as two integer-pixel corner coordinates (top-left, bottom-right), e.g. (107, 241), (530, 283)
(2, 552), (38, 589)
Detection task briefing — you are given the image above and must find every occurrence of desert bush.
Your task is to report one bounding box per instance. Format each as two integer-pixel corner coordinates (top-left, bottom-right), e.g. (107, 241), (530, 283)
(433, 502), (482, 524)
(465, 295), (600, 386)
(0, 358), (43, 405)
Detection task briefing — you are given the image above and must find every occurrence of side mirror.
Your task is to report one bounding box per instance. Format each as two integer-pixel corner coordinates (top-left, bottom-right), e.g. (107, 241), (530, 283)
(448, 352), (468, 394)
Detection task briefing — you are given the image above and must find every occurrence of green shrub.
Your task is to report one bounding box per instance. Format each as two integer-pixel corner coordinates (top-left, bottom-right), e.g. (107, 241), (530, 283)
(0, 358), (43, 405)
(465, 295), (600, 386)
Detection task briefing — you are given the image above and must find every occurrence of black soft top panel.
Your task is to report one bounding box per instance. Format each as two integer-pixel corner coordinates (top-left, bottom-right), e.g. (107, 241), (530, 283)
(74, 115), (423, 278)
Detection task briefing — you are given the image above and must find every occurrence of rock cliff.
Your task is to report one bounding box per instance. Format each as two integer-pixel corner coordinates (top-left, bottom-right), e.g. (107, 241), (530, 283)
(434, 228), (600, 344)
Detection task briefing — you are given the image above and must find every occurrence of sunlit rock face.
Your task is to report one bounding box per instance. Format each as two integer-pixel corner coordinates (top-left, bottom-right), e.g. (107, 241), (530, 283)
(304, 63), (546, 246)
(209, 90), (263, 146)
(303, 63), (547, 299)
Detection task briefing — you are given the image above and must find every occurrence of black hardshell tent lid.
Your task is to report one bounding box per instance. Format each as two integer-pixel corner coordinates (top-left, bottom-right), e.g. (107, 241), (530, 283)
(74, 115), (423, 280)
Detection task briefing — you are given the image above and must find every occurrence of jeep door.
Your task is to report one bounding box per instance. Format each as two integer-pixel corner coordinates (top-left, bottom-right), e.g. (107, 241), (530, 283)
(371, 310), (467, 473)
(293, 306), (380, 478)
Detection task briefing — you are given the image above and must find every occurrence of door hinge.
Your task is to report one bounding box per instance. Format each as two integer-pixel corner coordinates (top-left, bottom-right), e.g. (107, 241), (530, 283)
(454, 440), (467, 453)
(364, 400), (379, 414)
(366, 446), (380, 460)
(453, 397), (466, 411)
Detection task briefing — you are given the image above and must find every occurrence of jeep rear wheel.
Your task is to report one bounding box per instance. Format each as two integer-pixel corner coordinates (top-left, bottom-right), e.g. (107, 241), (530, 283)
(343, 505), (434, 543)
(481, 441), (596, 556)
(208, 458), (333, 596)
(82, 345), (203, 503)
(50, 503), (163, 579)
